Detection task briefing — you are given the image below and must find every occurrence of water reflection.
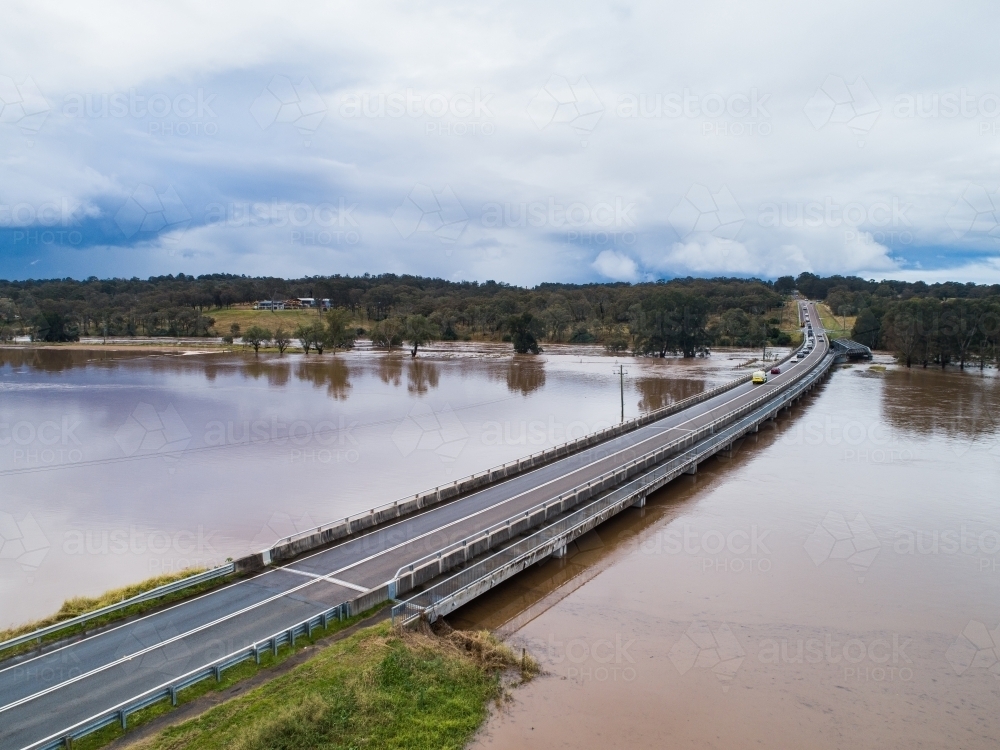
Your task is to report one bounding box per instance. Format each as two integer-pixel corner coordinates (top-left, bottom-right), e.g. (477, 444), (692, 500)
(295, 358), (351, 400)
(406, 359), (439, 394)
(245, 359), (291, 387)
(0, 348), (152, 372)
(634, 375), (704, 411)
(378, 355), (404, 387)
(503, 357), (546, 395)
(880, 366), (1000, 439)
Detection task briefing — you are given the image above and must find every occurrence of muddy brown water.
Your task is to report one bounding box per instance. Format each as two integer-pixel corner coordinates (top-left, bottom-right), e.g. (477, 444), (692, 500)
(455, 360), (1000, 749)
(0, 343), (766, 627)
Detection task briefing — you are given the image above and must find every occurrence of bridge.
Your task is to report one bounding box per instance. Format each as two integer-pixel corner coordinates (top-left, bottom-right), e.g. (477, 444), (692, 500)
(831, 338), (873, 361)
(0, 303), (834, 750)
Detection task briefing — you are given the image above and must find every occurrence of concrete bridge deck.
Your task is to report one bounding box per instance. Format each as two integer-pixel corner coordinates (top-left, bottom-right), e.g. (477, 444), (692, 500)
(0, 303), (831, 750)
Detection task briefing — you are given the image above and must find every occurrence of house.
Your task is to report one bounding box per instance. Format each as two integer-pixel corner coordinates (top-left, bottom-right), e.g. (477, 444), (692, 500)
(252, 300), (285, 311)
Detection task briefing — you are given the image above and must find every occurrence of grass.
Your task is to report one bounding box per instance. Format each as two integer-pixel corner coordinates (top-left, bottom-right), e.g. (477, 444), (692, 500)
(778, 300), (805, 346)
(816, 303), (856, 339)
(209, 308), (348, 337)
(85, 619), (536, 750)
(0, 568), (232, 663)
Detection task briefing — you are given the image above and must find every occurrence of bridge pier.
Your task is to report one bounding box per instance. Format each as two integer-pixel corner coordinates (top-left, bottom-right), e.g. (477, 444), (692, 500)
(552, 540), (568, 558)
(632, 492), (647, 508)
(684, 462), (698, 475)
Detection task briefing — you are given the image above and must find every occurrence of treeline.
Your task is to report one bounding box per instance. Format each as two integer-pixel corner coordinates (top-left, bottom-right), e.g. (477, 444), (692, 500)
(0, 274), (790, 355)
(776, 272), (1000, 368)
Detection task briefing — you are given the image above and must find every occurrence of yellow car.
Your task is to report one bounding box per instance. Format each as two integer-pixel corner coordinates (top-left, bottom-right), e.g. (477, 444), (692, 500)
(752, 370), (767, 384)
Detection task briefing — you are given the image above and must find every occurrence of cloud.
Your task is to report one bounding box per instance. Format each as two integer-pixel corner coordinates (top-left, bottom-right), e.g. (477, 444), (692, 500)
(592, 249), (638, 281)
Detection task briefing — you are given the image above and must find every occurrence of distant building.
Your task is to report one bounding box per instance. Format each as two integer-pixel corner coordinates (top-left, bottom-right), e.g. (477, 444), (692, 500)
(297, 297), (316, 308)
(253, 300), (285, 311)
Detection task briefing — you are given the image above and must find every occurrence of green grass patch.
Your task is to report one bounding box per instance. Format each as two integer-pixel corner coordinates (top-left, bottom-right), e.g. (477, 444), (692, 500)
(816, 303), (855, 339)
(103, 621), (535, 750)
(0, 568), (233, 663)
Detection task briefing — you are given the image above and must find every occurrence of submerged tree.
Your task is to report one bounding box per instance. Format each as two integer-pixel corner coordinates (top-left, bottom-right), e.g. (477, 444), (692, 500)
(505, 312), (542, 354)
(243, 325), (272, 355)
(404, 314), (438, 357)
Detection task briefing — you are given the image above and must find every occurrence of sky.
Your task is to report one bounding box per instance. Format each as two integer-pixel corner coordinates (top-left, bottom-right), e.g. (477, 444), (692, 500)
(2, 0), (1000, 286)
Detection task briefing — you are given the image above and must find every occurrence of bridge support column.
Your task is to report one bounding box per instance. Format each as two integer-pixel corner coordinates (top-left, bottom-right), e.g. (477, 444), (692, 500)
(684, 462), (698, 475)
(751, 424), (759, 433)
(552, 541), (568, 558)
(632, 493), (646, 508)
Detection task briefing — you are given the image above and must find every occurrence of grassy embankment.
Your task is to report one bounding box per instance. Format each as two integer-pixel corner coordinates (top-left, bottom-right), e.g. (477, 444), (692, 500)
(0, 568), (230, 662)
(816, 303), (856, 339)
(778, 299), (805, 347)
(82, 620), (536, 750)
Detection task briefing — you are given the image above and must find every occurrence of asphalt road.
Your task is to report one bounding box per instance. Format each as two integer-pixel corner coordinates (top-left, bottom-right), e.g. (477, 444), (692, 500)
(0, 303), (829, 750)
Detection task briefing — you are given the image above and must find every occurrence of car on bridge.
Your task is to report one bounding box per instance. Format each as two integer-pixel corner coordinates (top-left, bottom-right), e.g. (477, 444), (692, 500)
(770, 366), (781, 375)
(752, 369), (767, 384)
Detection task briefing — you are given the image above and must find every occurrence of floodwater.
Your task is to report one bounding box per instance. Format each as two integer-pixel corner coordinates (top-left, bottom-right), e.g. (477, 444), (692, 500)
(0, 342), (765, 627)
(457, 360), (1000, 749)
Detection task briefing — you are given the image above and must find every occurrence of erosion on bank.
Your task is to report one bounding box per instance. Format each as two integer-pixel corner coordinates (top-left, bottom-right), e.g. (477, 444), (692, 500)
(122, 621), (537, 750)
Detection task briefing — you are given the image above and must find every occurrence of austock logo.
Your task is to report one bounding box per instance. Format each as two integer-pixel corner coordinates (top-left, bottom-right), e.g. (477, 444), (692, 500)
(391, 184), (469, 247)
(391, 402), (468, 462)
(0, 74), (50, 142)
(668, 621), (745, 692)
(114, 403), (192, 459)
(114, 619), (193, 679)
(527, 75), (604, 144)
(803, 511), (881, 582)
(114, 185), (192, 241)
(946, 621), (1000, 678)
(250, 75), (327, 146)
(804, 75), (880, 144)
(668, 184), (744, 241)
(0, 511), (50, 571)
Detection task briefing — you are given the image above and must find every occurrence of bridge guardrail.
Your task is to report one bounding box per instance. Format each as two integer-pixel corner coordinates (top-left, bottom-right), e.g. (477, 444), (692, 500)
(251, 348), (799, 571)
(393, 352), (834, 625)
(0, 564), (235, 659)
(391, 347), (831, 598)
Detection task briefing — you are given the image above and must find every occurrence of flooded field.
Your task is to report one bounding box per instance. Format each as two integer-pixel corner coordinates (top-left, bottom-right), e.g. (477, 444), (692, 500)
(457, 360), (1000, 749)
(0, 343), (770, 626)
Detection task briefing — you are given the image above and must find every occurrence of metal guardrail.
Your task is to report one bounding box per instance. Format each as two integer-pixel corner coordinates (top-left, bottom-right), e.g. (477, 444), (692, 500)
(24, 599), (356, 750)
(0, 565), (235, 658)
(393, 352), (834, 625)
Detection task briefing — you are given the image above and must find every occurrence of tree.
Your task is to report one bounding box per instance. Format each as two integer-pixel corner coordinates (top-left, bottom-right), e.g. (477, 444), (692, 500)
(35, 311), (80, 342)
(404, 314), (438, 357)
(273, 326), (291, 354)
(325, 309), (356, 352)
(371, 317), (403, 349)
(505, 313), (542, 353)
(852, 307), (882, 349)
(243, 325), (272, 354)
(229, 322), (241, 339)
(882, 302), (921, 367)
(774, 276), (795, 294)
(295, 323), (325, 354)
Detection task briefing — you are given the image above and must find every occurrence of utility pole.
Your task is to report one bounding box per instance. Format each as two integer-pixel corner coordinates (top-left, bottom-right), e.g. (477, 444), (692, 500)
(613, 362), (628, 423)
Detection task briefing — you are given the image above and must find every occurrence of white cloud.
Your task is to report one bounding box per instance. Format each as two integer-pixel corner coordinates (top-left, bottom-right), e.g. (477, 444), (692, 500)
(592, 249), (638, 281)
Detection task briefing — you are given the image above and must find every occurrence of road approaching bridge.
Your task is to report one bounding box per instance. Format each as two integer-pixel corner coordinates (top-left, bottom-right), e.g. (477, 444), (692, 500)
(0, 303), (833, 750)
